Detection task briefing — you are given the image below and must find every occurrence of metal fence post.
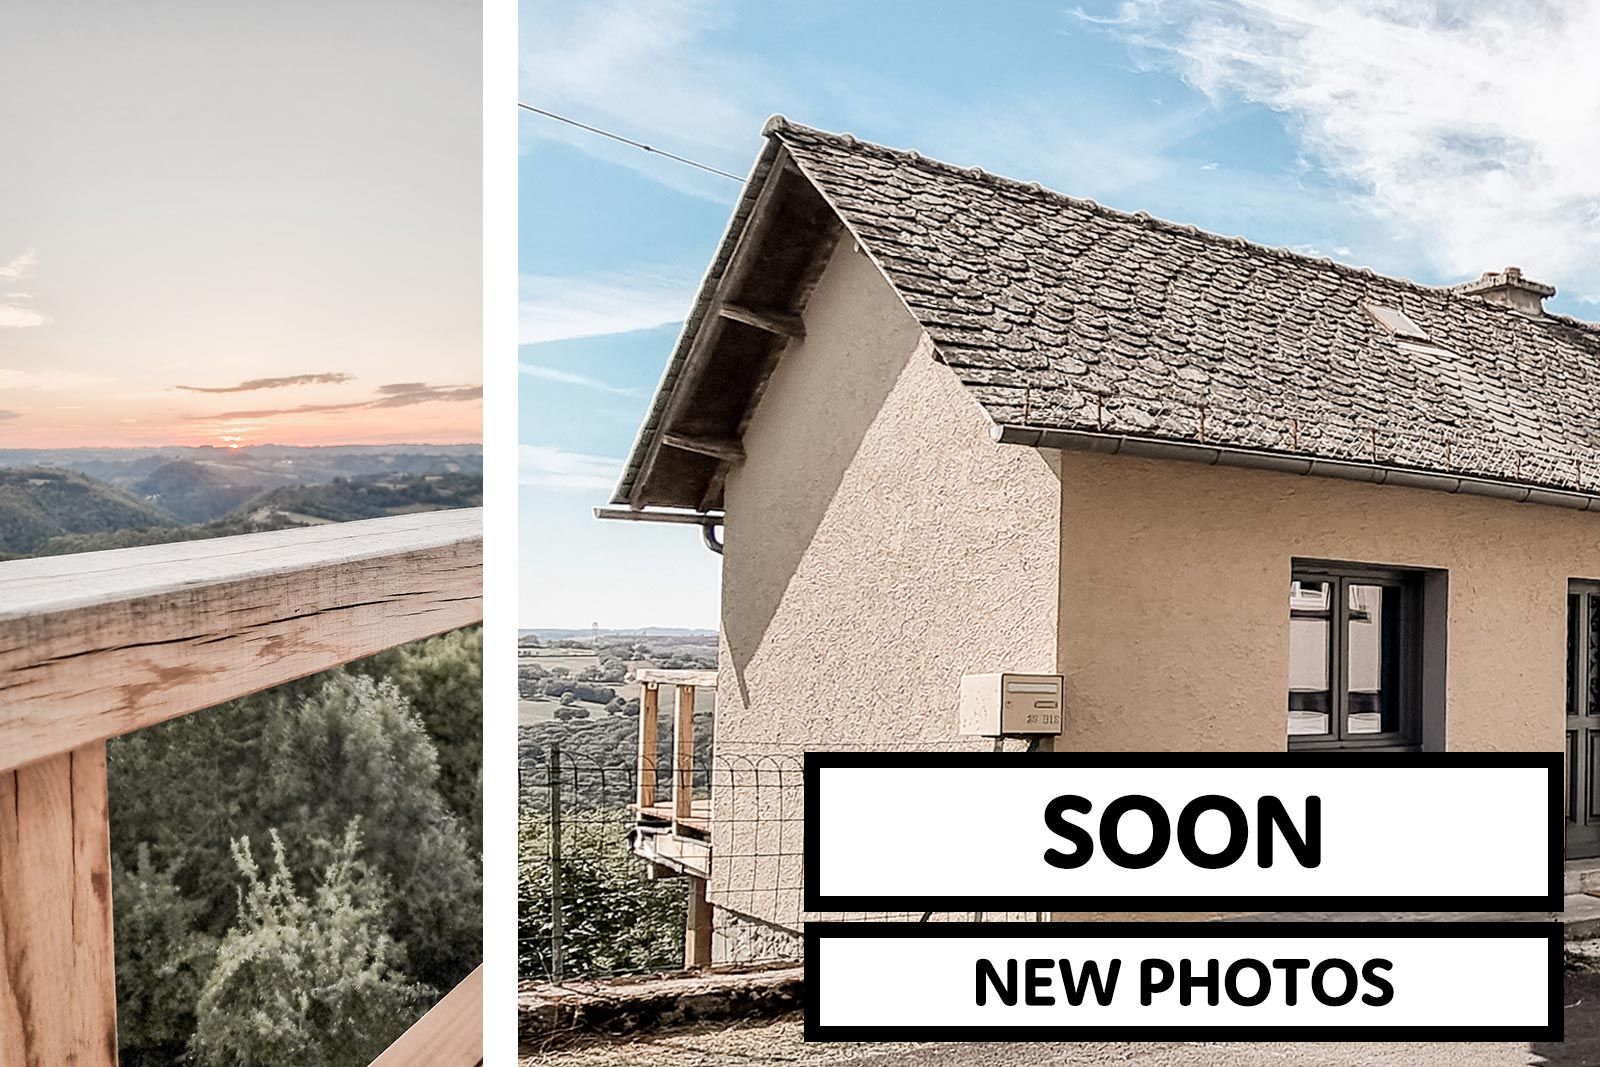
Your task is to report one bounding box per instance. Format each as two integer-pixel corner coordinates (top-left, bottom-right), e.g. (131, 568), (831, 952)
(548, 741), (564, 981)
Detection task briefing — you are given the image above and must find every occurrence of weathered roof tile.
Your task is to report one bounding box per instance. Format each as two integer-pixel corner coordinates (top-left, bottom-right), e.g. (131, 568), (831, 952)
(764, 119), (1600, 495)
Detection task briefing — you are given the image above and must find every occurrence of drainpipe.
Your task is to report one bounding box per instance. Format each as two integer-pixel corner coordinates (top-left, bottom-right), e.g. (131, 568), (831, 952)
(701, 523), (724, 555)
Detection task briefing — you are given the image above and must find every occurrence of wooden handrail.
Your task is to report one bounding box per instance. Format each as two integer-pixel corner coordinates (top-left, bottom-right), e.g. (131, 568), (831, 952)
(368, 965), (483, 1067)
(0, 508), (483, 774)
(634, 668), (717, 686)
(0, 511), (483, 1066)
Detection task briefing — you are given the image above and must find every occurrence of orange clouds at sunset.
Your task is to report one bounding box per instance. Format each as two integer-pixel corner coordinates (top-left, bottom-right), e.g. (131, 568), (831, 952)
(0, 367), (482, 449)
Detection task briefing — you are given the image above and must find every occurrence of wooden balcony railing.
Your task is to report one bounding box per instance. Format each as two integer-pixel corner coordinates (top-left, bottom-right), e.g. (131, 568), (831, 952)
(630, 667), (717, 968)
(0, 508), (484, 1067)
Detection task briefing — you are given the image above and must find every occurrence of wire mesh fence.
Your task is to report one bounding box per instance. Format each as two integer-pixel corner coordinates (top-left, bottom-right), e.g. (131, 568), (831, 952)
(519, 744), (688, 982)
(519, 738), (1046, 984)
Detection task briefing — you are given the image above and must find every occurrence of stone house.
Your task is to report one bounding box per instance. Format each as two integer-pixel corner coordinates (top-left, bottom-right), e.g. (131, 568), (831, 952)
(602, 118), (1600, 952)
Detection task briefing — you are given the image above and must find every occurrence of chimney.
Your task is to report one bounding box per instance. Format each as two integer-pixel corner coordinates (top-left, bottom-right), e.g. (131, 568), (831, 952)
(1449, 266), (1555, 315)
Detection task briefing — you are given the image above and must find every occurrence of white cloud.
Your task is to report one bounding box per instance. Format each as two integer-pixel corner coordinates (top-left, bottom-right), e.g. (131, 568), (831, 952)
(0, 305), (47, 329)
(520, 362), (642, 397)
(0, 249), (47, 328)
(1091, 0), (1600, 300)
(520, 271), (695, 344)
(0, 368), (111, 391)
(521, 444), (622, 492)
(0, 250), (37, 280)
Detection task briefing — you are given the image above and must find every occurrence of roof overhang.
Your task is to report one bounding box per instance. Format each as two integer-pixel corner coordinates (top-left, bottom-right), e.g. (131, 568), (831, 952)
(603, 132), (844, 516)
(993, 424), (1600, 512)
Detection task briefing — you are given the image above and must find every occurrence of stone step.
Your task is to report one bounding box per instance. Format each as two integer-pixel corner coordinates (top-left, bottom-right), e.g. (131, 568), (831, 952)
(1565, 892), (1600, 940)
(1567, 859), (1600, 895)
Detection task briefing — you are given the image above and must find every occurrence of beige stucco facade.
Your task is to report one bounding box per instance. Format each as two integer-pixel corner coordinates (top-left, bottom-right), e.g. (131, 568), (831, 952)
(716, 239), (1061, 757)
(710, 239), (1060, 935)
(1058, 450), (1575, 755)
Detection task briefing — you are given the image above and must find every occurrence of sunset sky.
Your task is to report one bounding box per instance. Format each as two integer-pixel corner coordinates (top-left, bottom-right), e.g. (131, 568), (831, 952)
(0, 1), (481, 449)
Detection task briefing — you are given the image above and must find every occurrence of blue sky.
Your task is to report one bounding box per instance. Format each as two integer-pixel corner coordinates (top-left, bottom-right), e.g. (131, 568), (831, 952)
(520, 0), (1600, 629)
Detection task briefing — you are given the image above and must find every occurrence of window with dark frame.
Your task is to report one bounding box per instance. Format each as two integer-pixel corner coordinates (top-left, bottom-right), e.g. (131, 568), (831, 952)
(1288, 563), (1423, 749)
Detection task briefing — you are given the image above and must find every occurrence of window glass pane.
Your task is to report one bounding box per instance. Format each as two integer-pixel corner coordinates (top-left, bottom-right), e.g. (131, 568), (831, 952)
(1589, 594), (1600, 714)
(1347, 583), (1401, 734)
(1288, 580), (1331, 736)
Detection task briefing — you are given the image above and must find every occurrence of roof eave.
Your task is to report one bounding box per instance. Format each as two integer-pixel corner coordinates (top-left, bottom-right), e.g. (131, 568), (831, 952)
(607, 137), (786, 509)
(992, 423), (1600, 512)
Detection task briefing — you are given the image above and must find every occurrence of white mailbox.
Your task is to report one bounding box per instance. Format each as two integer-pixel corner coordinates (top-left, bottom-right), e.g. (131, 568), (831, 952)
(958, 672), (1065, 737)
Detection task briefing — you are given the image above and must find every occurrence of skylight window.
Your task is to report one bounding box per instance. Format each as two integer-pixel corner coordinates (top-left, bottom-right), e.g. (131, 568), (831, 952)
(1361, 301), (1430, 342)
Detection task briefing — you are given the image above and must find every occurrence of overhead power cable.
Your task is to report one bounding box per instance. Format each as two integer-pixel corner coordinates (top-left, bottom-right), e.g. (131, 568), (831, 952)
(517, 103), (743, 182)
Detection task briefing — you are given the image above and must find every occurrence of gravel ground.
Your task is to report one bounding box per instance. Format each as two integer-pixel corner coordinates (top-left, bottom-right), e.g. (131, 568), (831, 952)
(521, 976), (1600, 1066)
(519, 1014), (1541, 1067)
(522, 944), (1600, 1066)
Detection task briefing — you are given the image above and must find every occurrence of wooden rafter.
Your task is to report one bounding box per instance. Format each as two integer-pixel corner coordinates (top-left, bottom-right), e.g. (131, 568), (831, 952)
(661, 432), (746, 464)
(716, 302), (805, 339)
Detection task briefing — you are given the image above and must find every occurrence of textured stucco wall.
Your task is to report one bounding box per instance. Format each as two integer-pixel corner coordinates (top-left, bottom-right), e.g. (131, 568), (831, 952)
(1058, 450), (1580, 754)
(712, 239), (1061, 929)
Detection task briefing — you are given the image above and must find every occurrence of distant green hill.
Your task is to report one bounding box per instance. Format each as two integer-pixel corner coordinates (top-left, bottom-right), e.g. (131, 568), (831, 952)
(236, 471), (482, 524)
(24, 471), (482, 557)
(0, 467), (178, 555)
(134, 459), (292, 523)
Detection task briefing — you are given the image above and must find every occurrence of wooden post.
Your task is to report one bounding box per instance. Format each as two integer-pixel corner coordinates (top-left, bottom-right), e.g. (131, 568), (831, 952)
(684, 875), (713, 969)
(0, 743), (119, 1067)
(637, 683), (659, 809)
(672, 684), (695, 826)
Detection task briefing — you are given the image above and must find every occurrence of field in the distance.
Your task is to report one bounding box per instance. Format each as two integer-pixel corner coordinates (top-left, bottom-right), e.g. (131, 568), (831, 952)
(517, 639), (716, 728)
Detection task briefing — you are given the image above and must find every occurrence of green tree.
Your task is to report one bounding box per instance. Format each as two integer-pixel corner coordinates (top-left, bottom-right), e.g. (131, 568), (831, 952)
(254, 673), (481, 990)
(354, 626), (483, 846)
(107, 652), (481, 1056)
(519, 809), (685, 978)
(192, 825), (430, 1067)
(113, 847), (221, 1065)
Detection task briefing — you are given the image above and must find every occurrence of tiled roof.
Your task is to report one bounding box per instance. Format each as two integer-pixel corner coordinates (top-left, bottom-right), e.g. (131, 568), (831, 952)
(767, 118), (1600, 496)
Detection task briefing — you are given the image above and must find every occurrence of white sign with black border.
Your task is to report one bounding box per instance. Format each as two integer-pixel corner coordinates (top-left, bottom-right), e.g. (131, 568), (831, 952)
(803, 752), (1561, 912)
(805, 921), (1561, 1041)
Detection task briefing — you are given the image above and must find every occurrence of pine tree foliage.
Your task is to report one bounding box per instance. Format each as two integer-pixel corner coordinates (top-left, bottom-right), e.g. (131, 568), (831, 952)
(112, 847), (221, 1065)
(106, 630), (481, 1064)
(353, 626), (483, 846)
(191, 826), (431, 1067)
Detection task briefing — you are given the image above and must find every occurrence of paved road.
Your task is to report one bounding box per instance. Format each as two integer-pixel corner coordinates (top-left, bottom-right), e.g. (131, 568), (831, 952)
(526, 970), (1600, 1067)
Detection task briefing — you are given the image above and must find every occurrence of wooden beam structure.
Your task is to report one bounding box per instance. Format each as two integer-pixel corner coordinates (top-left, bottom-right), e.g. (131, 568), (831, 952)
(672, 684), (696, 827)
(0, 743), (118, 1067)
(0, 508), (483, 773)
(634, 668), (719, 687)
(0, 512), (485, 1065)
(369, 965), (483, 1067)
(684, 876), (713, 969)
(637, 683), (660, 808)
(716, 302), (805, 339)
(661, 432), (746, 465)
